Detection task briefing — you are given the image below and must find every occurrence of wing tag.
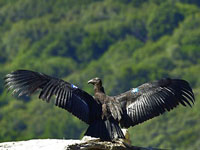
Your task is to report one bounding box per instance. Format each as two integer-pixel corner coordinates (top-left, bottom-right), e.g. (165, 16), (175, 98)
(71, 84), (78, 89)
(131, 88), (139, 93)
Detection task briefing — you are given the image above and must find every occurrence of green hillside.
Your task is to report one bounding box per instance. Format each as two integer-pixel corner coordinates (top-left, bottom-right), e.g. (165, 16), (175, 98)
(0, 0), (200, 149)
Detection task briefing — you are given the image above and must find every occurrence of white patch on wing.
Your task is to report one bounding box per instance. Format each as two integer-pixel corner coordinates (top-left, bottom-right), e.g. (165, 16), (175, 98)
(127, 103), (136, 114)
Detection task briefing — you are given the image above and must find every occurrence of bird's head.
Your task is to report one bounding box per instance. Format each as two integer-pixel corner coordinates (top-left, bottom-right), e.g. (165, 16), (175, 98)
(88, 77), (102, 86)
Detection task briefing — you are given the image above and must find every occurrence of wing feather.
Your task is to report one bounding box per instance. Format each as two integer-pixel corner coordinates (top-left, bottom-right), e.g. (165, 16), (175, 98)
(46, 83), (56, 102)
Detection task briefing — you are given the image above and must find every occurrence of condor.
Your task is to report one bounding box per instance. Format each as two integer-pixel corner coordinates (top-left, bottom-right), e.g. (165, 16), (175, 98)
(4, 70), (195, 141)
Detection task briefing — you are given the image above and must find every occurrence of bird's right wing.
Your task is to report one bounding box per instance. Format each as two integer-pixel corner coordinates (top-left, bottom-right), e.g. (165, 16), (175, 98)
(4, 70), (101, 124)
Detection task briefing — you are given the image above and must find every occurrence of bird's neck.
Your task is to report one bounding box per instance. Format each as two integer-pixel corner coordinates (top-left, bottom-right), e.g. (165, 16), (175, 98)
(94, 84), (105, 94)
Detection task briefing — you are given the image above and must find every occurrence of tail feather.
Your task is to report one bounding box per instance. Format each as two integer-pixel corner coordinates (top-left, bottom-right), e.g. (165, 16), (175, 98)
(85, 118), (125, 141)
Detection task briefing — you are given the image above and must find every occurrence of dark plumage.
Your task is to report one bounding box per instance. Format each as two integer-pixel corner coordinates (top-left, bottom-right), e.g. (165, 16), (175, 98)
(4, 70), (195, 141)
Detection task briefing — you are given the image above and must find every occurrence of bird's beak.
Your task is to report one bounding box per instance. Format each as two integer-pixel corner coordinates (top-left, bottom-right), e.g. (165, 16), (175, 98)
(88, 79), (95, 84)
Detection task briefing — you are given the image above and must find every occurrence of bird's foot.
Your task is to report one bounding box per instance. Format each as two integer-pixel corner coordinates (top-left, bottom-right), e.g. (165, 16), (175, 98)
(82, 136), (101, 142)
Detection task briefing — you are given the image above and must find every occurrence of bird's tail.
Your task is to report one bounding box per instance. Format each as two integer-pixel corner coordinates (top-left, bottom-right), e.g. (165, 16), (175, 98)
(84, 118), (125, 141)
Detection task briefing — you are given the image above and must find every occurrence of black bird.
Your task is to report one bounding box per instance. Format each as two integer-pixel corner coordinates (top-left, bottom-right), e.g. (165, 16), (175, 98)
(4, 70), (195, 141)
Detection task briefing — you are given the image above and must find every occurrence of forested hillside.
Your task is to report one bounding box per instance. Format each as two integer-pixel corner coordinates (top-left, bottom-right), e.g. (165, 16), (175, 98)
(0, 0), (200, 149)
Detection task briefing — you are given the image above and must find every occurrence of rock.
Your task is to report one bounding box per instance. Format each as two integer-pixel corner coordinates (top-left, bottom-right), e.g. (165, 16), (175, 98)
(0, 138), (166, 150)
(0, 139), (80, 150)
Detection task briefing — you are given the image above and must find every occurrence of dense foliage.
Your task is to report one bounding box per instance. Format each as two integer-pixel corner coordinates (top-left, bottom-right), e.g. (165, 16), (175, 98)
(0, 0), (200, 149)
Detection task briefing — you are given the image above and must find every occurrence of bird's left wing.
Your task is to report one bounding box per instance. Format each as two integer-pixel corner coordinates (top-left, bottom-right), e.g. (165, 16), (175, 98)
(4, 70), (100, 124)
(114, 78), (195, 128)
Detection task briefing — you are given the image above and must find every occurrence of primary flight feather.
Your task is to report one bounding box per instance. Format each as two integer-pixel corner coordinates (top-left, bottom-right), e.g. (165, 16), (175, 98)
(4, 70), (195, 141)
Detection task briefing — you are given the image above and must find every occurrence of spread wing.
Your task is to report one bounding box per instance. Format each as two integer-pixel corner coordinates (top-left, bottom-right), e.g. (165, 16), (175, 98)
(4, 70), (101, 124)
(115, 78), (195, 128)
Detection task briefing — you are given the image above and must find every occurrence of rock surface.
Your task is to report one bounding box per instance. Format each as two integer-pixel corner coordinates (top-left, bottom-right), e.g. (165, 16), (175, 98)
(0, 138), (166, 150)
